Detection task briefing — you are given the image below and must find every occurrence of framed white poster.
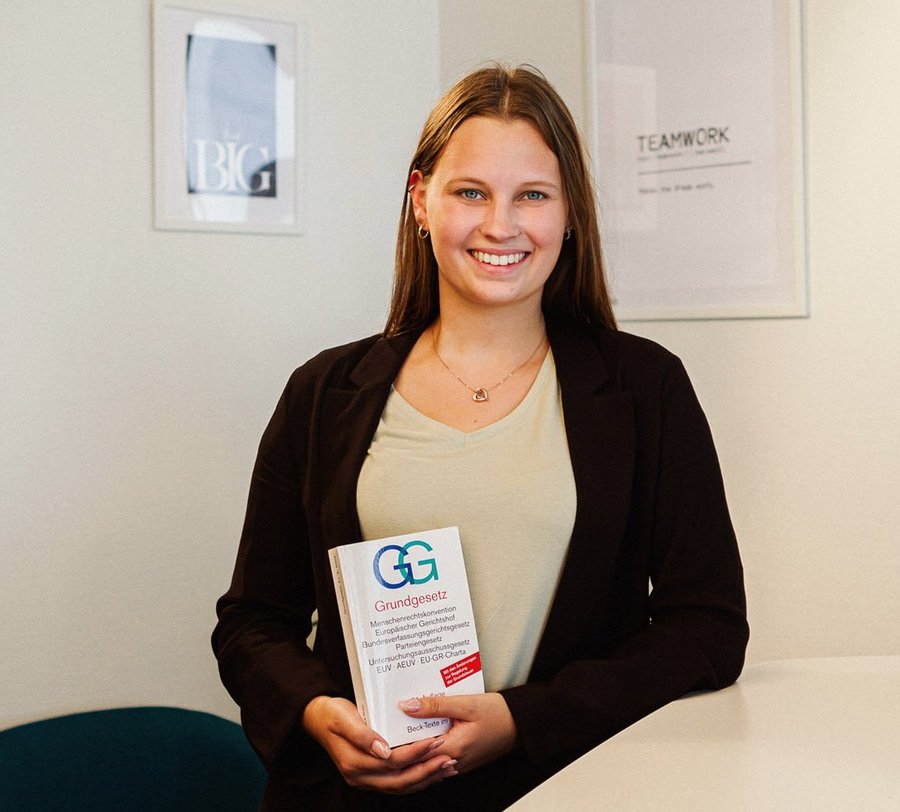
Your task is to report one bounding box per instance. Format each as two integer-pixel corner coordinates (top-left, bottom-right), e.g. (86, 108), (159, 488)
(587, 0), (807, 320)
(152, 0), (304, 234)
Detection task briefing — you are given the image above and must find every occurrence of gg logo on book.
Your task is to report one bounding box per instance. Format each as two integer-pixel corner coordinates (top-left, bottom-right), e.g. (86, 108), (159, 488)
(373, 540), (438, 589)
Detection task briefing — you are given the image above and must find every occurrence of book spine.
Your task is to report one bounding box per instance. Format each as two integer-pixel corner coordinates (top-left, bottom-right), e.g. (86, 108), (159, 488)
(328, 547), (371, 728)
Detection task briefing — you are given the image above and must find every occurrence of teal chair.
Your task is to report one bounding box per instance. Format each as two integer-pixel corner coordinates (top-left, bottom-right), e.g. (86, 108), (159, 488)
(0, 706), (266, 811)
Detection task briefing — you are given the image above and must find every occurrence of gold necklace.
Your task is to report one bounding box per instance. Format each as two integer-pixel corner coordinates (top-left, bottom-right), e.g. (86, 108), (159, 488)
(431, 327), (546, 402)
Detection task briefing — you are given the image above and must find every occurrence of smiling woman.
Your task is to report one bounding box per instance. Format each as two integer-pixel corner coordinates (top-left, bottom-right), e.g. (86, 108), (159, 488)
(388, 65), (614, 338)
(408, 117), (568, 319)
(212, 64), (748, 811)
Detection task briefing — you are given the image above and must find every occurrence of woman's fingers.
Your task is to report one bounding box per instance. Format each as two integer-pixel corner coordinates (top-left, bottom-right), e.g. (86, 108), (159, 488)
(386, 735), (445, 768)
(363, 753), (459, 794)
(399, 693), (476, 720)
(303, 696), (388, 758)
(399, 692), (518, 774)
(302, 695), (459, 792)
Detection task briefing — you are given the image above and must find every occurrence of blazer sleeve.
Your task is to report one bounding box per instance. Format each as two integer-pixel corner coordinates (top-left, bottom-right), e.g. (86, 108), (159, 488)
(500, 353), (749, 775)
(211, 369), (344, 771)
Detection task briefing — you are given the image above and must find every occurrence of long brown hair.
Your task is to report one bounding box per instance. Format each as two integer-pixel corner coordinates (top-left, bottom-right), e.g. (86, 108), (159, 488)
(384, 64), (616, 336)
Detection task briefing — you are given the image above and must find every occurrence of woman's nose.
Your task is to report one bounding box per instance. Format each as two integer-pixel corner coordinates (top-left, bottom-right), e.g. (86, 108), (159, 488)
(480, 201), (520, 241)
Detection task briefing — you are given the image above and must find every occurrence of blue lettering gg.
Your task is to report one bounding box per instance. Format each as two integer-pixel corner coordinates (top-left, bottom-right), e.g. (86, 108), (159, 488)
(373, 540), (439, 589)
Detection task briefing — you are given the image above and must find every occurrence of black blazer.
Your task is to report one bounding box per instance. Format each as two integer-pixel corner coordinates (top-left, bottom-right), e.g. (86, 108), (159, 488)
(213, 320), (748, 809)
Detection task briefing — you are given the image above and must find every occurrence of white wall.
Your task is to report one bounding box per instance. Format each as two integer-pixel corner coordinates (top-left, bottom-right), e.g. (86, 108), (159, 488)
(2, 0), (898, 734)
(440, 0), (900, 662)
(0, 0), (439, 729)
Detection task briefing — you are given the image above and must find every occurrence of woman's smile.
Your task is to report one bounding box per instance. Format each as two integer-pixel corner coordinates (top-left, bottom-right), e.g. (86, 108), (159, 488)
(469, 249), (530, 268)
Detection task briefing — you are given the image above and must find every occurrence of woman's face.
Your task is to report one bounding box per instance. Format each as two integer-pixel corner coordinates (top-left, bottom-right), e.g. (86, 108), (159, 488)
(411, 116), (568, 315)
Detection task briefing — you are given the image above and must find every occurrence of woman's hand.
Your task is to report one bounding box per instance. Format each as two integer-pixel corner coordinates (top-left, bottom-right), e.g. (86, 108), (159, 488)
(399, 692), (517, 774)
(301, 696), (458, 794)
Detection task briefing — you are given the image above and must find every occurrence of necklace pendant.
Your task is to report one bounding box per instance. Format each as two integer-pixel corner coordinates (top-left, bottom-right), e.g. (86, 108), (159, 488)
(472, 388), (489, 402)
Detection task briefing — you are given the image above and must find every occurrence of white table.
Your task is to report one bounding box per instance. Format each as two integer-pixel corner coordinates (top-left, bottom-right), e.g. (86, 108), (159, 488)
(507, 656), (900, 811)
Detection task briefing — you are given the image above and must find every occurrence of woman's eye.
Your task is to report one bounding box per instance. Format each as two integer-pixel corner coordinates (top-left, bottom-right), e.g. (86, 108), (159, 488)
(459, 189), (482, 200)
(523, 191), (546, 201)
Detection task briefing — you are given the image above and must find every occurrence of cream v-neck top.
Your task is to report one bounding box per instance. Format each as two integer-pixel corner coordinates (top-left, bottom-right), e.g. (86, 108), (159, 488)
(356, 350), (576, 692)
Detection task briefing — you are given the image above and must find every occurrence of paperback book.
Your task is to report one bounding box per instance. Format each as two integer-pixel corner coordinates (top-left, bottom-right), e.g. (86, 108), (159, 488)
(329, 526), (484, 747)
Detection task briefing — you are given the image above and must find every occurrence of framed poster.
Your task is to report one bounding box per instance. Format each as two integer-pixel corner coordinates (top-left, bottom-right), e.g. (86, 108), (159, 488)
(152, 0), (304, 234)
(587, 0), (807, 320)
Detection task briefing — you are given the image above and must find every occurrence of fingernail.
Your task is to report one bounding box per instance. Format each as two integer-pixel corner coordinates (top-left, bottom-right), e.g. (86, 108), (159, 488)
(371, 740), (391, 759)
(399, 698), (421, 712)
(441, 759), (458, 777)
(427, 738), (445, 752)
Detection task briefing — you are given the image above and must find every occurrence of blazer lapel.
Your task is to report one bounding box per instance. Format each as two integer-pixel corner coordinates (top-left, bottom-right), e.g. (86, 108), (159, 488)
(316, 331), (421, 551)
(530, 324), (636, 680)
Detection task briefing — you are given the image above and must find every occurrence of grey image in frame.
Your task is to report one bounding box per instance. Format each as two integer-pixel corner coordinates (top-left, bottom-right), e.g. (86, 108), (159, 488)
(185, 34), (278, 199)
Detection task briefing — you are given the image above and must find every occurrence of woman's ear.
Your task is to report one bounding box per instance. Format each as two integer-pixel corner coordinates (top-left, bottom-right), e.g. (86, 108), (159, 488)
(408, 170), (428, 229)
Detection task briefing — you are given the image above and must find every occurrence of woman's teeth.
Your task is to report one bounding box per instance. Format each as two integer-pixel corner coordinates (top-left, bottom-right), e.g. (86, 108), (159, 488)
(472, 250), (526, 266)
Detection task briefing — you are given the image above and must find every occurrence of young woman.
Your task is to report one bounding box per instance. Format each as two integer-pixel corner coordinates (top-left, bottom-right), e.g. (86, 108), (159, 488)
(213, 65), (748, 810)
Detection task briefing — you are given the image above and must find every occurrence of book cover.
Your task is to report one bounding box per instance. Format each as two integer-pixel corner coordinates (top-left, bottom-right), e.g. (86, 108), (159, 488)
(329, 526), (484, 747)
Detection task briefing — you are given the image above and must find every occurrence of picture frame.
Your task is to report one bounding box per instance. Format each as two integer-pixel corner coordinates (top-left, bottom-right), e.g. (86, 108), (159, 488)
(152, 0), (304, 234)
(586, 0), (808, 320)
